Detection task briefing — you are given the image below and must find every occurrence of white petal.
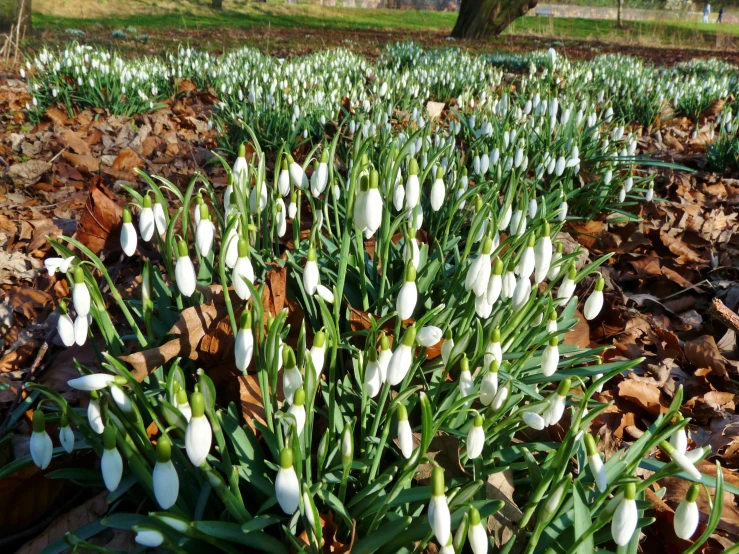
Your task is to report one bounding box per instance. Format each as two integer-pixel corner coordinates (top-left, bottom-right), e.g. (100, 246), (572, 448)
(387, 344), (412, 386)
(154, 460), (180, 509)
(417, 326), (443, 347)
(88, 400), (104, 434)
(185, 415), (212, 466)
(397, 419), (414, 459)
(68, 373), (116, 391)
(469, 522), (489, 554)
(674, 500), (699, 540)
(275, 466), (300, 514)
(30, 431), (53, 469)
(101, 448), (123, 491)
(315, 284), (334, 304)
(611, 498), (638, 546)
(135, 530), (164, 547)
(59, 426), (75, 453)
(522, 412), (546, 430)
(467, 426), (485, 459)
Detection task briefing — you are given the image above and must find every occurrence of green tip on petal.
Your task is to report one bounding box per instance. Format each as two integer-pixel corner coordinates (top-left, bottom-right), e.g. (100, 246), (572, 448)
(444, 328), (453, 340)
(237, 239), (249, 258)
(321, 150), (329, 163)
(240, 310), (252, 330)
(543, 221), (550, 236)
(286, 154), (295, 164)
(469, 506), (481, 525)
(595, 276), (605, 292)
(157, 436), (172, 463)
(370, 169), (379, 189)
(190, 391), (205, 418)
(549, 336), (558, 347)
(307, 247), (317, 262)
(103, 424), (117, 450)
(432, 465), (445, 496)
(568, 265), (577, 279)
(33, 410), (45, 433)
(122, 207), (132, 224)
(549, 309), (557, 321)
(405, 264), (416, 283)
(283, 345), (296, 369)
(492, 327), (501, 343)
(73, 266), (85, 285)
(314, 330), (326, 348)
(402, 325), (417, 347)
(460, 354), (469, 373)
(584, 433), (598, 456)
(359, 174), (369, 192)
(436, 167), (444, 179)
(473, 413), (483, 427)
(557, 378), (571, 396)
(397, 403), (408, 421)
(527, 234), (536, 247)
(482, 236), (494, 255)
(409, 158), (419, 175)
(493, 258), (503, 275)
(281, 158), (288, 170)
(143, 194), (152, 208)
(280, 447), (294, 469)
(293, 387), (305, 406)
(490, 360), (499, 373)
(556, 242), (563, 253)
(238, 144), (246, 158)
(199, 203), (209, 220)
(177, 240), (188, 258)
(624, 482), (636, 500)
(58, 299), (68, 315)
(380, 334), (390, 351)
(176, 388), (188, 405)
(474, 196), (483, 211)
(686, 483), (700, 503)
(367, 345), (377, 362)
(462, 167), (467, 176)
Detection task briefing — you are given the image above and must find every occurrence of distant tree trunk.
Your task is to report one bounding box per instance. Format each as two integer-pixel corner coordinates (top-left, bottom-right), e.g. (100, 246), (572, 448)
(617, 0), (623, 28)
(1, 0), (31, 35)
(212, 0), (223, 9)
(452, 0), (538, 39)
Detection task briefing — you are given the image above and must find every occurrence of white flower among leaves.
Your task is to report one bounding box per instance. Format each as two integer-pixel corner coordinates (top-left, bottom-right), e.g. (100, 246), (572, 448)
(276, 448), (300, 514)
(387, 325), (417, 386)
(30, 410), (53, 470)
(139, 194), (155, 242)
(153, 436), (179, 509)
(120, 208), (137, 257)
(674, 483), (700, 540)
(468, 506), (489, 554)
(584, 275), (605, 320)
(185, 391), (212, 467)
(397, 265), (418, 321)
(585, 433), (608, 493)
(174, 240), (196, 297)
(612, 483), (638, 546)
(466, 413), (485, 459)
(235, 310), (254, 372)
(465, 236), (494, 298)
(428, 466), (451, 547)
(101, 425), (123, 492)
(396, 403), (414, 459)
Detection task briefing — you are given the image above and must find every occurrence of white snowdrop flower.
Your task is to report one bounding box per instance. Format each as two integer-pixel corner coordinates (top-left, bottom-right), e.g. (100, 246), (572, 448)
(68, 373), (117, 391)
(624, 176), (634, 193)
(415, 326), (442, 348)
(557, 265), (577, 305)
(88, 395), (104, 434)
(661, 440), (702, 480)
(396, 404), (414, 459)
(174, 241), (196, 297)
(485, 258), (503, 306)
(101, 426), (123, 492)
(59, 414), (75, 454)
(278, 158), (291, 197)
(646, 183), (654, 202)
(176, 389), (191, 422)
(466, 413), (485, 459)
(491, 379), (510, 411)
(547, 242), (564, 281)
(441, 328), (454, 366)
(30, 411), (53, 470)
(473, 154), (481, 175)
(479, 360), (499, 406)
(376, 335), (392, 385)
(303, 246), (320, 296)
(387, 325), (417, 386)
(543, 379), (570, 426)
(428, 466), (451, 547)
(110, 384), (133, 413)
(138, 195), (155, 242)
(288, 191), (298, 218)
(585, 433), (608, 493)
(135, 529), (164, 548)
(484, 327), (502, 370)
(512, 274), (532, 311)
(499, 204), (512, 230)
(193, 195), (203, 228)
(364, 346), (384, 398)
(232, 240), (255, 301)
(196, 208), (215, 257)
(465, 236), (494, 297)
(282, 346), (303, 405)
(153, 198), (167, 236)
(670, 423), (688, 455)
(546, 310), (558, 333)
(480, 150), (490, 174)
(235, 310), (254, 372)
(558, 200), (568, 222)
(468, 506), (488, 554)
(501, 270), (516, 300)
(276, 448), (300, 514)
(397, 265), (418, 321)
(233, 144), (248, 188)
(541, 336), (560, 377)
(528, 197), (538, 220)
(509, 208), (526, 236)
(618, 187), (626, 203)
(674, 484), (700, 540)
(459, 355), (475, 401)
(249, 180), (268, 214)
(312, 150), (329, 197)
(584, 276), (605, 320)
(153, 436), (179, 509)
(287, 154), (308, 190)
(288, 387), (306, 436)
(315, 284), (334, 304)
(518, 234), (536, 280)
(612, 483), (638, 546)
(522, 411), (546, 430)
(393, 181), (405, 212)
(45, 256), (75, 274)
(405, 158), (420, 210)
(440, 537), (455, 554)
(73, 315), (88, 346)
(363, 171), (383, 238)
(308, 330), (327, 378)
(72, 267), (91, 317)
(185, 392), (212, 467)
(403, 231), (420, 270)
(430, 167), (445, 212)
(534, 223), (553, 284)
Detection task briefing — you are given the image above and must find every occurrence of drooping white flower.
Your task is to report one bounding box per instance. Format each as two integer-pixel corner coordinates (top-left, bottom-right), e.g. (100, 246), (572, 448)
(235, 310), (254, 372)
(512, 274), (532, 311)
(541, 337), (559, 377)
(45, 256), (75, 274)
(288, 192), (298, 218)
(174, 241), (196, 297)
(556, 265), (577, 305)
(377, 335), (392, 383)
(139, 194), (155, 242)
(72, 267), (90, 317)
(484, 327), (502, 370)
(88, 395), (104, 434)
(315, 284), (334, 304)
(387, 325), (417, 386)
(468, 506), (489, 554)
(612, 483), (638, 546)
(584, 276), (605, 320)
(670, 423), (688, 455)
(364, 346), (383, 398)
(110, 384), (133, 413)
(397, 265), (418, 321)
(232, 239), (255, 301)
(195, 206), (215, 258)
(417, 326), (442, 348)
(674, 483), (700, 540)
(153, 198), (167, 236)
(30, 410), (53, 470)
(405, 158), (420, 210)
(224, 217), (240, 269)
(153, 436), (179, 509)
(119, 208), (137, 257)
(646, 183), (654, 202)
(465, 236), (493, 297)
(282, 346), (303, 405)
(547, 242), (564, 281)
(176, 389), (191, 422)
(501, 270), (516, 300)
(288, 387), (306, 436)
(287, 154), (308, 190)
(233, 144), (249, 189)
(303, 246), (320, 295)
(59, 414), (74, 453)
(74, 315), (88, 346)
(585, 433), (608, 493)
(522, 411), (546, 430)
(185, 392), (212, 467)
(543, 379), (570, 426)
(311, 151), (329, 197)
(491, 378), (510, 411)
(459, 355), (475, 401)
(278, 158), (291, 197)
(363, 170), (383, 238)
(68, 373), (117, 391)
(486, 258), (503, 306)
(308, 330), (327, 378)
(479, 362), (499, 407)
(275, 199), (287, 238)
(518, 234), (536, 280)
(430, 167), (445, 212)
(661, 440), (702, 480)
(275, 448), (300, 514)
(441, 328), (454, 366)
(534, 223), (553, 284)
(467, 413), (485, 459)
(135, 528), (164, 547)
(101, 425), (123, 491)
(428, 466), (451, 546)
(396, 404), (414, 459)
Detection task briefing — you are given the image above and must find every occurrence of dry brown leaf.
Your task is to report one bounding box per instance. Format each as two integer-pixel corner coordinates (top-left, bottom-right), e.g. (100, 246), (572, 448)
(563, 310), (590, 349)
(684, 335), (729, 378)
(486, 469), (522, 548)
(617, 379), (668, 415)
(75, 177), (123, 254)
(60, 128), (91, 156)
(659, 231), (706, 264)
(426, 101), (445, 121)
(111, 148), (144, 173)
(7, 160), (51, 186)
(62, 151), (99, 173)
(238, 373), (266, 432)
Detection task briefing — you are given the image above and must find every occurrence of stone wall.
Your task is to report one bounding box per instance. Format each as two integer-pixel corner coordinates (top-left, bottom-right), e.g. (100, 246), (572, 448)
(528, 3), (739, 24)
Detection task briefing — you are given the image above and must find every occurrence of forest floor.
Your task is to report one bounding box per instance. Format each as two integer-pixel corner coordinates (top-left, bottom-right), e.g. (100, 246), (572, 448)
(0, 6), (738, 553)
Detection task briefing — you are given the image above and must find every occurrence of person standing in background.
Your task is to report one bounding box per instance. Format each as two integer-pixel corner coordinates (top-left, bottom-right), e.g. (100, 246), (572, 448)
(717, 5), (725, 22)
(703, 2), (711, 23)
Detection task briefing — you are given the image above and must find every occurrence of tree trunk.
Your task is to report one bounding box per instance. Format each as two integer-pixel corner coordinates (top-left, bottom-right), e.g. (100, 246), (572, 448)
(1, 0), (31, 35)
(452, 0), (538, 39)
(212, 0), (223, 9)
(617, 0), (623, 28)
